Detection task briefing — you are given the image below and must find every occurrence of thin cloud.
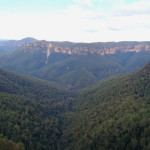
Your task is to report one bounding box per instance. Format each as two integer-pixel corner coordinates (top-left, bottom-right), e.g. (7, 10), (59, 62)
(107, 27), (123, 31)
(84, 29), (99, 32)
(0, 0), (150, 42)
(112, 1), (150, 17)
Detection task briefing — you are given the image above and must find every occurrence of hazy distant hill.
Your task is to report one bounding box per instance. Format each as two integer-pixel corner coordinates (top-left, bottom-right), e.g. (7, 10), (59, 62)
(0, 40), (150, 89)
(0, 37), (38, 54)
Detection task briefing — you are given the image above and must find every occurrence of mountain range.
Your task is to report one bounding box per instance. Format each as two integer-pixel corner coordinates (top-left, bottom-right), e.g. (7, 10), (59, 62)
(0, 37), (150, 149)
(0, 39), (150, 89)
(0, 37), (37, 54)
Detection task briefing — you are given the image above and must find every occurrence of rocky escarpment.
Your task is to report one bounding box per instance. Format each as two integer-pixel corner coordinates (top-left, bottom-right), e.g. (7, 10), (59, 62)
(21, 41), (150, 64)
(21, 41), (150, 55)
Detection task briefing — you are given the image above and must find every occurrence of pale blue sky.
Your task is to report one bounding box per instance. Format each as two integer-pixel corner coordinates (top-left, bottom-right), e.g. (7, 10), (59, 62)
(0, 0), (150, 42)
(0, 0), (73, 13)
(0, 0), (140, 12)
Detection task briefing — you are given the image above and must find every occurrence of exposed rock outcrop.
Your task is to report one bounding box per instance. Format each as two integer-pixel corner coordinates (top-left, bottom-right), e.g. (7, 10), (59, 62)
(21, 41), (150, 58)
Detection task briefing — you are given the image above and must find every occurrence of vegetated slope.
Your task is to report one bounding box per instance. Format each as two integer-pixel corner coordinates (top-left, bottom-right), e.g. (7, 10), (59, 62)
(0, 41), (150, 90)
(0, 68), (69, 100)
(0, 135), (24, 150)
(0, 48), (6, 55)
(0, 68), (73, 150)
(0, 62), (150, 150)
(62, 62), (150, 150)
(0, 50), (127, 90)
(31, 54), (127, 90)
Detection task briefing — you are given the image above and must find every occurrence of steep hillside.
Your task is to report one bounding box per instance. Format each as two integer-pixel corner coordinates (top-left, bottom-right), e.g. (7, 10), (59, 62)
(0, 62), (150, 150)
(0, 48), (6, 55)
(31, 54), (127, 90)
(0, 68), (69, 100)
(62, 62), (150, 150)
(0, 136), (24, 150)
(0, 68), (73, 150)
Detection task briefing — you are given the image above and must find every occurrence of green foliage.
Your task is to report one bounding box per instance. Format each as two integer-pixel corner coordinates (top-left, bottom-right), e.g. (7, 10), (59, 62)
(0, 135), (24, 150)
(0, 62), (150, 150)
(0, 92), (65, 150)
(0, 68), (73, 150)
(0, 68), (70, 101)
(24, 54), (129, 90)
(61, 62), (150, 150)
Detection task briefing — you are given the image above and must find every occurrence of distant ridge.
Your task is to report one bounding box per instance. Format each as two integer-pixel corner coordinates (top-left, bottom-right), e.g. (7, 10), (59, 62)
(20, 37), (38, 43)
(0, 39), (150, 90)
(21, 40), (150, 56)
(0, 37), (38, 53)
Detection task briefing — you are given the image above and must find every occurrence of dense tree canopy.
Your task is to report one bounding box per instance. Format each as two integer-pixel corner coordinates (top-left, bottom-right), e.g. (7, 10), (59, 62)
(0, 63), (150, 149)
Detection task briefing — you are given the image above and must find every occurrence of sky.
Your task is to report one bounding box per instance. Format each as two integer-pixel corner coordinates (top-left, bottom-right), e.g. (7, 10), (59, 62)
(0, 0), (150, 42)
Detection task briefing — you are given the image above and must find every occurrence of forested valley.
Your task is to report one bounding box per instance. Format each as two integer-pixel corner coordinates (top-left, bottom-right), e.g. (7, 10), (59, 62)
(0, 61), (150, 150)
(1, 0), (150, 148)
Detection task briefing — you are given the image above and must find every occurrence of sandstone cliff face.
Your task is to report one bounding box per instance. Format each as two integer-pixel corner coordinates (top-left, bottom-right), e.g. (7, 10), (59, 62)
(21, 41), (150, 57)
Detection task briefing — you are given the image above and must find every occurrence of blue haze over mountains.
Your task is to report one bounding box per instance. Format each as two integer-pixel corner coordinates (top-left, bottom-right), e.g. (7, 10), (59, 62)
(0, 38), (150, 90)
